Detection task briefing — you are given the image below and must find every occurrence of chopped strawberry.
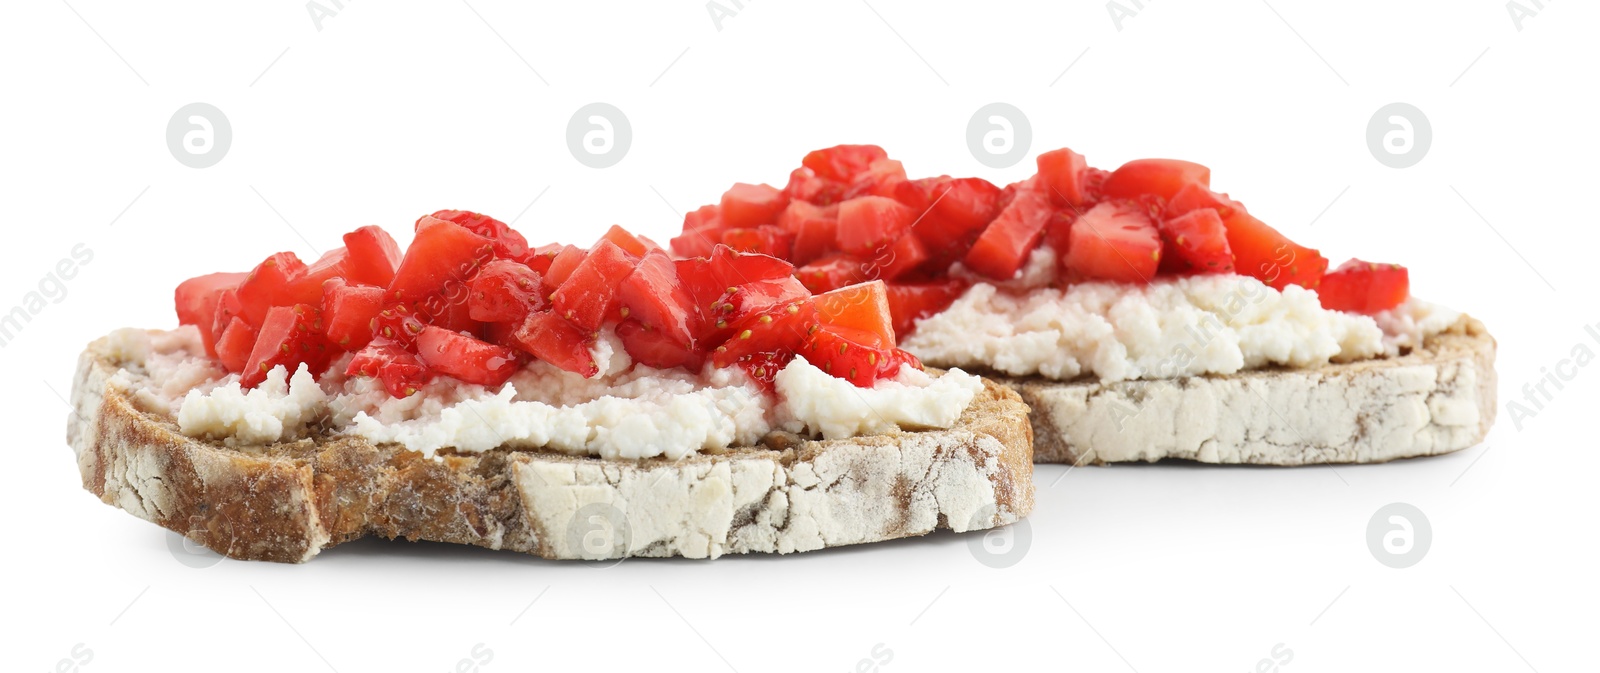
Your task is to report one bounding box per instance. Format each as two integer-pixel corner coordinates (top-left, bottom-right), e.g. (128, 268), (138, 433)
(618, 250), (700, 349)
(1036, 148), (1091, 207)
(214, 317), (257, 373)
(388, 218), (494, 305)
(288, 247), (348, 300)
(783, 166), (847, 206)
(242, 304), (332, 388)
(511, 311), (598, 377)
(347, 341), (432, 398)
(1317, 260), (1409, 314)
(778, 201), (839, 265)
(800, 324), (903, 388)
(720, 183), (789, 229)
(523, 243), (564, 276)
(711, 295), (816, 368)
(616, 319), (703, 371)
(885, 281), (968, 337)
(542, 245), (586, 291)
(1222, 211), (1327, 290)
(1165, 183), (1243, 220)
(1158, 208), (1235, 274)
(843, 159), (907, 199)
(813, 280), (897, 344)
(720, 225), (794, 259)
(836, 196), (916, 255)
(600, 224), (655, 257)
(736, 350), (795, 394)
(1063, 202), (1162, 283)
(175, 271), (248, 357)
(669, 204), (724, 258)
(414, 325), (520, 387)
(427, 209), (531, 261)
(1102, 158), (1211, 202)
(863, 232), (929, 282)
(321, 279), (385, 350)
(676, 245), (797, 314)
(702, 275), (812, 346)
(237, 252), (317, 326)
(468, 259), (546, 323)
(341, 225), (402, 287)
(795, 253), (869, 294)
(551, 240), (634, 333)
(963, 190), (1052, 280)
(370, 304), (427, 348)
(209, 288), (245, 353)
(802, 144), (889, 183)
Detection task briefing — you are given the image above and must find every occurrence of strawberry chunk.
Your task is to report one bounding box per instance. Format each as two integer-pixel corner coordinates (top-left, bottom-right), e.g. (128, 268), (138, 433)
(719, 183), (789, 229)
(321, 279), (385, 350)
(783, 166), (847, 206)
(963, 190), (1052, 280)
(427, 210), (531, 261)
(800, 324), (905, 388)
(1165, 183), (1242, 220)
(1223, 210), (1328, 290)
(1064, 202), (1162, 283)
(778, 201), (839, 265)
(669, 205), (724, 258)
(237, 252), (317, 326)
(242, 304), (332, 388)
(864, 232), (928, 282)
(389, 218), (495, 305)
(1317, 260), (1409, 314)
(1102, 158), (1211, 202)
(843, 159), (907, 200)
(795, 253), (869, 294)
(721, 225), (794, 259)
(802, 144), (889, 183)
(600, 224), (655, 257)
(836, 196), (916, 255)
(616, 319), (703, 371)
(347, 341), (432, 398)
(551, 240), (635, 333)
(1158, 208), (1235, 275)
(618, 250), (700, 349)
(370, 304), (428, 348)
(414, 325), (520, 387)
(1036, 148), (1091, 207)
(711, 295), (816, 368)
(214, 317), (257, 374)
(511, 311), (598, 377)
(813, 280), (896, 344)
(341, 225), (402, 287)
(736, 350), (795, 394)
(468, 259), (546, 323)
(542, 245), (586, 291)
(175, 271), (248, 357)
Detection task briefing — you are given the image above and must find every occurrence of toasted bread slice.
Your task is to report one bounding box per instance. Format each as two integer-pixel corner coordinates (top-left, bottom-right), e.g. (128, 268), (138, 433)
(1005, 315), (1496, 465)
(67, 330), (1034, 563)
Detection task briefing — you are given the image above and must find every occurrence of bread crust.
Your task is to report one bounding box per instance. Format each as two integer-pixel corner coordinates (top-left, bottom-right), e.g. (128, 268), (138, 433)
(67, 331), (1034, 563)
(1006, 315), (1497, 465)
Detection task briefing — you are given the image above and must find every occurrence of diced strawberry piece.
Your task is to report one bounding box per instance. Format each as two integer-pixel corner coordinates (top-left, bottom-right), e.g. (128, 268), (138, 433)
(963, 190), (1052, 280)
(778, 201), (839, 265)
(1318, 260), (1410, 314)
(347, 341), (432, 398)
(801, 324), (902, 387)
(388, 218), (495, 305)
(616, 319), (703, 371)
(1036, 148), (1091, 207)
(210, 288), (245, 349)
(600, 224), (655, 257)
(843, 159), (907, 199)
(813, 280), (897, 344)
(427, 210), (531, 261)
(795, 253), (869, 294)
(836, 196), (917, 255)
(468, 259), (546, 323)
(719, 183), (789, 229)
(342, 225), (402, 287)
(414, 325), (519, 387)
(863, 232), (928, 282)
(551, 240), (634, 333)
(885, 281), (968, 337)
(1103, 159), (1211, 202)
(214, 317), (257, 373)
(1223, 210), (1328, 290)
(1064, 202), (1162, 283)
(241, 304), (332, 388)
(618, 251), (700, 349)
(175, 271), (248, 357)
(736, 350), (795, 394)
(669, 204), (725, 258)
(702, 275), (811, 345)
(684, 203), (721, 230)
(1165, 183), (1243, 220)
(543, 245), (586, 291)
(783, 166), (847, 206)
(321, 279), (385, 350)
(236, 252), (319, 326)
(676, 245), (797, 314)
(288, 247), (348, 300)
(720, 225), (794, 259)
(898, 177), (1005, 272)
(802, 144), (889, 183)
(511, 311), (598, 377)
(1158, 208), (1235, 275)
(711, 296), (816, 368)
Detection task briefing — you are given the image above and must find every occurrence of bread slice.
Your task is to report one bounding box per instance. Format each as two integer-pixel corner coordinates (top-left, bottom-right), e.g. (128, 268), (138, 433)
(67, 331), (1035, 563)
(1004, 315), (1496, 465)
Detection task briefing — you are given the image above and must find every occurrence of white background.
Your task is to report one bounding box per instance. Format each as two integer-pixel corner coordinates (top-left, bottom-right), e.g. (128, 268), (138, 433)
(3, 1), (1595, 671)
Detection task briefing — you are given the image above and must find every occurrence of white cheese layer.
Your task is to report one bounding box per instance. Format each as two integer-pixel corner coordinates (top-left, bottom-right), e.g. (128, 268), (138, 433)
(902, 275), (1452, 383)
(773, 360), (984, 439)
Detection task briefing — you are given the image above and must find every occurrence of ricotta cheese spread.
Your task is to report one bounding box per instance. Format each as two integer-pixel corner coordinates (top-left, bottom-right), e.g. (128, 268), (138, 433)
(902, 275), (1457, 382)
(115, 327), (980, 458)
